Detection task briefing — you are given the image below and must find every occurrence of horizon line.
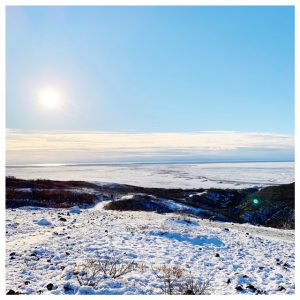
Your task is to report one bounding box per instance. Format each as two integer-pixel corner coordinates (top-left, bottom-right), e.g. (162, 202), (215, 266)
(6, 160), (295, 168)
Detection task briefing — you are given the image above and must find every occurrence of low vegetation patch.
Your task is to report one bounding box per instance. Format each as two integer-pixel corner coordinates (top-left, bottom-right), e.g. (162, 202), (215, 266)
(6, 188), (97, 209)
(103, 195), (172, 213)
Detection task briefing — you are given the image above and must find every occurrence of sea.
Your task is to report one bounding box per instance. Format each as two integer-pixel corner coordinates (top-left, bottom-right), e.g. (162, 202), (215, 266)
(6, 161), (294, 189)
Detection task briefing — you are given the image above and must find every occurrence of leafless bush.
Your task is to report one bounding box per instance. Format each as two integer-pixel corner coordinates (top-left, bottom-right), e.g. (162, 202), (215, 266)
(152, 265), (184, 295)
(153, 264), (212, 295)
(178, 272), (212, 295)
(74, 250), (137, 288)
(74, 260), (103, 288)
(95, 250), (137, 279)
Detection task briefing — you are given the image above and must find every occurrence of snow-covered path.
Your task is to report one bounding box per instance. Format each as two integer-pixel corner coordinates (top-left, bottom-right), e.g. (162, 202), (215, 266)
(6, 207), (295, 295)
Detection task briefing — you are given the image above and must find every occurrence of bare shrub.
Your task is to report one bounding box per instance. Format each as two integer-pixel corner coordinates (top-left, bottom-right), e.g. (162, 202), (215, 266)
(74, 260), (103, 288)
(74, 250), (137, 288)
(178, 272), (212, 295)
(153, 264), (212, 295)
(95, 250), (137, 279)
(152, 265), (184, 295)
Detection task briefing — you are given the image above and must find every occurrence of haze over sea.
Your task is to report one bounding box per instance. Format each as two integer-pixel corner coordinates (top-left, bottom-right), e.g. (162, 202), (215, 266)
(6, 161), (294, 189)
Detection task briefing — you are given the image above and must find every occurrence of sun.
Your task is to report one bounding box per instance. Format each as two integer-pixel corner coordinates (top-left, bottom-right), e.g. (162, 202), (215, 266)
(38, 88), (63, 110)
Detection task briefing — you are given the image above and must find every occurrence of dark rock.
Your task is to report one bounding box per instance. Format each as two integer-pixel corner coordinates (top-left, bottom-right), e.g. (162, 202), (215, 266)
(242, 275), (249, 278)
(59, 217), (67, 222)
(64, 284), (73, 292)
(65, 252), (70, 256)
(46, 283), (54, 290)
(235, 285), (243, 291)
(9, 252), (16, 256)
(227, 279), (231, 284)
(278, 285), (286, 291)
(6, 290), (22, 295)
(224, 228), (229, 231)
(24, 281), (30, 285)
(215, 253), (220, 257)
(105, 230), (108, 233)
(246, 284), (257, 292)
(184, 289), (195, 295)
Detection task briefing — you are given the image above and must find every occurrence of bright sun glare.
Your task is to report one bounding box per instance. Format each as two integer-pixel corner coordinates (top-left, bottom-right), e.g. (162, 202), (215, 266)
(38, 88), (63, 110)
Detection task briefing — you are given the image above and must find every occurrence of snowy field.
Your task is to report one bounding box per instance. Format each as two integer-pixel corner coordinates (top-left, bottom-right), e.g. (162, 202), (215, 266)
(6, 161), (294, 189)
(6, 204), (295, 295)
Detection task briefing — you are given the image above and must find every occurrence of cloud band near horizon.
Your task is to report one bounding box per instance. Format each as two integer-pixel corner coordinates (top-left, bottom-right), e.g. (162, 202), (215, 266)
(6, 129), (294, 165)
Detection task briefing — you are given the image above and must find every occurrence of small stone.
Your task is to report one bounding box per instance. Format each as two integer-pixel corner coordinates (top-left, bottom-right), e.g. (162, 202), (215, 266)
(184, 289), (195, 295)
(224, 228), (229, 231)
(59, 217), (67, 222)
(278, 285), (286, 291)
(215, 253), (220, 257)
(46, 283), (54, 291)
(9, 252), (16, 256)
(65, 252), (70, 256)
(227, 279), (231, 284)
(24, 281), (30, 285)
(235, 285), (243, 292)
(283, 262), (290, 268)
(246, 284), (257, 292)
(242, 274), (249, 278)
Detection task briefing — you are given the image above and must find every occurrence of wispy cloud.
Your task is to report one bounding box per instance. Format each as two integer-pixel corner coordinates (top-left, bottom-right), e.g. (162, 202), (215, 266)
(6, 129), (294, 165)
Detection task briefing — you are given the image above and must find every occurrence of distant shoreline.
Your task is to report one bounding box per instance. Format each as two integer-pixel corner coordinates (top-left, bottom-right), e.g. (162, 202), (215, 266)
(6, 160), (295, 168)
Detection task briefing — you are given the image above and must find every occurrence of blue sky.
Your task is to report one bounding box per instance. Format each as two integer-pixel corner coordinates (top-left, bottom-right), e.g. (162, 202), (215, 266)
(6, 6), (294, 133)
(6, 6), (294, 164)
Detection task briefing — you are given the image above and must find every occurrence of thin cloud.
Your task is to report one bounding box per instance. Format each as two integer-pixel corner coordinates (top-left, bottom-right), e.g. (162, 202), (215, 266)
(6, 129), (294, 165)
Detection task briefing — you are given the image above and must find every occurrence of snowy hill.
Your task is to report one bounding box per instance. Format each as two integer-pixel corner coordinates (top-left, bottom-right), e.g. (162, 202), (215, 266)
(6, 206), (294, 295)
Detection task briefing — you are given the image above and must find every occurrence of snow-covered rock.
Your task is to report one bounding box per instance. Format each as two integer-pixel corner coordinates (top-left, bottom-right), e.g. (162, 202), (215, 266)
(69, 206), (80, 214)
(37, 218), (52, 226)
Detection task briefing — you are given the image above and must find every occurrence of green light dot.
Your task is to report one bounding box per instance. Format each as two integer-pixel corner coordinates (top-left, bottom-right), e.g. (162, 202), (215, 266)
(253, 198), (259, 205)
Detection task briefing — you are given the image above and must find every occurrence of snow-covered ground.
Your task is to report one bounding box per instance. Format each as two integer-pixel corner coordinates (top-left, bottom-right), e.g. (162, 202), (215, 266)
(6, 161), (294, 189)
(6, 204), (295, 295)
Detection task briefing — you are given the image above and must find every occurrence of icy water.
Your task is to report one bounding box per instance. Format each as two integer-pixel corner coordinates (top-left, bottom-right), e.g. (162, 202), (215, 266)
(6, 161), (294, 189)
